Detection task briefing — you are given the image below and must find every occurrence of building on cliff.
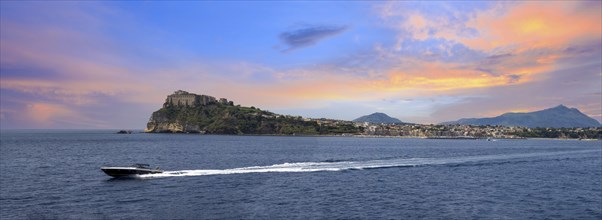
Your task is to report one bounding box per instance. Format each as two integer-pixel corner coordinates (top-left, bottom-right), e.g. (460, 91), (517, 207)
(165, 90), (232, 107)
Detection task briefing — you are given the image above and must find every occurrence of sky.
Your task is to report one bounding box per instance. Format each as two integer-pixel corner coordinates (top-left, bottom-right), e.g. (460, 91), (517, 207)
(1, 1), (601, 129)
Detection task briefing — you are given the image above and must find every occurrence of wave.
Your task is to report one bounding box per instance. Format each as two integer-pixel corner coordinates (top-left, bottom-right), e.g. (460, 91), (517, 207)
(138, 149), (599, 179)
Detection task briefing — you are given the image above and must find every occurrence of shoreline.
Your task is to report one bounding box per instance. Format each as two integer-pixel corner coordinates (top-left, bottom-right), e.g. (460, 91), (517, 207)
(2, 129), (599, 141)
(141, 131), (600, 141)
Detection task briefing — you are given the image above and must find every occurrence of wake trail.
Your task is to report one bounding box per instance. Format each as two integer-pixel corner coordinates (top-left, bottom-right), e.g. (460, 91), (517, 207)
(138, 149), (600, 179)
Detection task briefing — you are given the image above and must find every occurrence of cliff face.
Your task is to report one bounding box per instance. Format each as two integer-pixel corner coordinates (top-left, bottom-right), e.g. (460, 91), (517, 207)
(145, 101), (257, 134)
(145, 91), (360, 135)
(144, 120), (201, 133)
(144, 103), (317, 134)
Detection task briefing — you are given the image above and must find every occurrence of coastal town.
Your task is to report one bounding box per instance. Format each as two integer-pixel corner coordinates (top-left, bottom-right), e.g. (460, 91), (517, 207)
(301, 117), (602, 139)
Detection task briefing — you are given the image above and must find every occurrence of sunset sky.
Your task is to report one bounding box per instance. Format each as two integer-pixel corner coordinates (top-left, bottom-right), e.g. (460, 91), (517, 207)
(1, 1), (601, 129)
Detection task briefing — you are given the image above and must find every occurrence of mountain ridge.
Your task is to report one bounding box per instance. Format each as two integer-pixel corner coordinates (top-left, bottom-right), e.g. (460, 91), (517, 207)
(441, 105), (600, 128)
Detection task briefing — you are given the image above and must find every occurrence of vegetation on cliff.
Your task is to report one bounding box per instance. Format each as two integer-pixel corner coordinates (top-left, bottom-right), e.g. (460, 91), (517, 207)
(146, 102), (360, 135)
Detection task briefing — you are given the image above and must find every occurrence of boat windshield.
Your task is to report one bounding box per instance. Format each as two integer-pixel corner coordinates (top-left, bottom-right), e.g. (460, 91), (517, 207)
(133, 163), (150, 168)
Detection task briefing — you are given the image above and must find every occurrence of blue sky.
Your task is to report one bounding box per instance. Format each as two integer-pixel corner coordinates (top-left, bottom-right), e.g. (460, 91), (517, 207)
(1, 1), (601, 129)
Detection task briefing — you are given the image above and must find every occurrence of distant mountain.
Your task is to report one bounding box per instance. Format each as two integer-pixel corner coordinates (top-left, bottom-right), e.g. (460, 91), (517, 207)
(441, 105), (601, 128)
(353, 112), (404, 124)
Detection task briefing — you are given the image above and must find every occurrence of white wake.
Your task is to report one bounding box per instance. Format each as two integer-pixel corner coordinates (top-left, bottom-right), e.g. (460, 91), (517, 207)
(138, 149), (599, 179)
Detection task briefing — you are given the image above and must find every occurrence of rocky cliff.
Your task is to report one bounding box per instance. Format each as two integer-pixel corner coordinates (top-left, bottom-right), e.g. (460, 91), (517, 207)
(145, 91), (360, 134)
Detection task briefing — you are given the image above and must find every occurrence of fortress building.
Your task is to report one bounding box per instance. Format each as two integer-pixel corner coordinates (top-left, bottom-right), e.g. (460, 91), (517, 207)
(165, 90), (231, 107)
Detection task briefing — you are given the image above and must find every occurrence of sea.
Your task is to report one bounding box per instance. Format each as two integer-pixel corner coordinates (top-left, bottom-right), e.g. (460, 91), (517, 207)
(1, 130), (601, 219)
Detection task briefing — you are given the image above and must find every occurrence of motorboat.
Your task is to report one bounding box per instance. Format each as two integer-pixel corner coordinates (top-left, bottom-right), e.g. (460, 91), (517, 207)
(101, 163), (163, 177)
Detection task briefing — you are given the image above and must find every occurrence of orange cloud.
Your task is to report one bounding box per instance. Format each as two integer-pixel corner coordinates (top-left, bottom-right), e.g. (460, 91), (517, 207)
(381, 73), (507, 91)
(200, 57), (555, 110)
(365, 57), (555, 95)
(201, 74), (368, 109)
(463, 2), (601, 51)
(374, 69), (503, 93)
(370, 1), (599, 108)
(379, 2), (601, 55)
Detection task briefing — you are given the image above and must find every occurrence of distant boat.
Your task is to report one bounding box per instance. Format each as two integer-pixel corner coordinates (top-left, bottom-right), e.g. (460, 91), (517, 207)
(101, 163), (162, 178)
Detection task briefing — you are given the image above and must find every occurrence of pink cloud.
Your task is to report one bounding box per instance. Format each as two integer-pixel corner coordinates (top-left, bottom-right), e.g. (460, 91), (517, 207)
(26, 103), (73, 125)
(3, 101), (109, 128)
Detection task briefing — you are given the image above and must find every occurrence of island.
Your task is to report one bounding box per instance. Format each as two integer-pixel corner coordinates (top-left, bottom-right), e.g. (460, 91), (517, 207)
(144, 90), (359, 135)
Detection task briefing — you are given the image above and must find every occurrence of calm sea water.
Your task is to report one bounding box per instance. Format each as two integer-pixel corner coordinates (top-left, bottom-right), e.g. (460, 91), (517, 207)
(1, 130), (601, 219)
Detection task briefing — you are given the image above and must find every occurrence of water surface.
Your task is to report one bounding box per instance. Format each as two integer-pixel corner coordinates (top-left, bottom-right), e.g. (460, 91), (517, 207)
(1, 130), (600, 219)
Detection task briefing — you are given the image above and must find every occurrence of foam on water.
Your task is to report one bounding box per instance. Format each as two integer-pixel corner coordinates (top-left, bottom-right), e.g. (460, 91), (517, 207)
(138, 149), (599, 179)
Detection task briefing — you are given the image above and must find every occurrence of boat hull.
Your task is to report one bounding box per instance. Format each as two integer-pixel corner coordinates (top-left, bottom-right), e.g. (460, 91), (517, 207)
(101, 167), (162, 178)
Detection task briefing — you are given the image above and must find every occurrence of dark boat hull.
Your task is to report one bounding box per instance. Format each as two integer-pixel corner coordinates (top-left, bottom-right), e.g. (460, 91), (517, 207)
(101, 167), (162, 178)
